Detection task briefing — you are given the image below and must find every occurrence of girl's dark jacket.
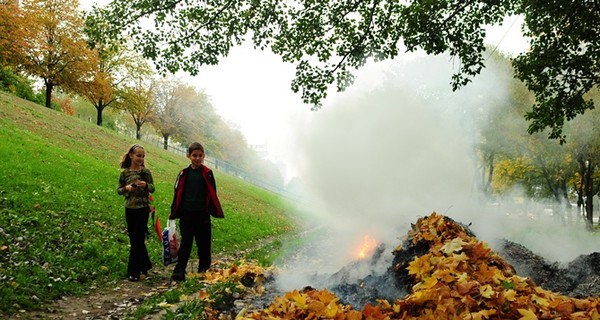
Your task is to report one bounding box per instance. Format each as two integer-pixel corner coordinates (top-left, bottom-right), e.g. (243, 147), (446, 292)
(169, 164), (224, 219)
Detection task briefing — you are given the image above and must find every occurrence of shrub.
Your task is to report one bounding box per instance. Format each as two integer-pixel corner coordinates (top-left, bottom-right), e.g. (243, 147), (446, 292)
(0, 67), (41, 104)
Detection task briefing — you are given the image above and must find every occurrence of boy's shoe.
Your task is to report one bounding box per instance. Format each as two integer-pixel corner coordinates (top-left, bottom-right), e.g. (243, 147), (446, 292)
(141, 269), (151, 280)
(171, 271), (185, 282)
(128, 275), (139, 282)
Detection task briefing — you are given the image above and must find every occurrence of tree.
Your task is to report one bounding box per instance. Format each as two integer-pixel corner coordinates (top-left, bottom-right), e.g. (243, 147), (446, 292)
(472, 50), (582, 219)
(486, 119), (577, 220)
(78, 38), (152, 126)
(88, 0), (600, 143)
(20, 0), (97, 109)
(77, 50), (114, 125)
(513, 1), (600, 143)
(562, 91), (600, 226)
(177, 89), (222, 155)
(116, 78), (155, 140)
(0, 0), (28, 68)
(469, 49), (529, 196)
(151, 78), (193, 150)
(167, 86), (277, 180)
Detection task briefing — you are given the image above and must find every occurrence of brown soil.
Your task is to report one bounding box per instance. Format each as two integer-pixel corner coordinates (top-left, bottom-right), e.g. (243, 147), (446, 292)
(12, 265), (177, 320)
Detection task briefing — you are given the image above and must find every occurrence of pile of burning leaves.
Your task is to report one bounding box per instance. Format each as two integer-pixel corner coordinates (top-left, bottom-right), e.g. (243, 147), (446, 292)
(231, 212), (600, 319)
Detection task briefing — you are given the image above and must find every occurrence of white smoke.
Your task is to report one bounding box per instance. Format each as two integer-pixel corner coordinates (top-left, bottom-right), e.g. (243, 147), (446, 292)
(276, 53), (600, 292)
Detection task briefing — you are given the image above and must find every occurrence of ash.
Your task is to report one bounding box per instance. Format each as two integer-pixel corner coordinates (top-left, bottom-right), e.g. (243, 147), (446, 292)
(278, 218), (600, 310)
(497, 239), (600, 298)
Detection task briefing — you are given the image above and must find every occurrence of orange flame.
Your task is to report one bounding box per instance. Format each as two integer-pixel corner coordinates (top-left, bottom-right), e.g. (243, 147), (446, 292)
(357, 235), (377, 259)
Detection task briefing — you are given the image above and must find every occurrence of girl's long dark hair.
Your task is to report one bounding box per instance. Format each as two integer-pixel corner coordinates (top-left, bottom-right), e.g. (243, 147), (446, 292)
(120, 144), (144, 168)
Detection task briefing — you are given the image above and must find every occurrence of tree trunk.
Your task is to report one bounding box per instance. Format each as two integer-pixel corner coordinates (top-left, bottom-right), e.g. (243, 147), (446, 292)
(45, 81), (53, 109)
(558, 179), (572, 224)
(96, 100), (105, 126)
(163, 134), (170, 150)
(560, 180), (570, 210)
(481, 153), (494, 194)
(136, 125), (141, 140)
(584, 161), (594, 225)
(577, 158), (585, 218)
(485, 153), (495, 192)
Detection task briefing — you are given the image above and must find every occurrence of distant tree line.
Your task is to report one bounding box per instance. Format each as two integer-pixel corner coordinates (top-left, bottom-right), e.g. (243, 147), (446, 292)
(468, 52), (600, 227)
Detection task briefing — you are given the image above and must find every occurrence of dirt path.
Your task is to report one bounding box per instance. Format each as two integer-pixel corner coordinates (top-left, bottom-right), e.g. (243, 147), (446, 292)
(10, 231), (309, 320)
(12, 235), (283, 320)
(14, 265), (177, 320)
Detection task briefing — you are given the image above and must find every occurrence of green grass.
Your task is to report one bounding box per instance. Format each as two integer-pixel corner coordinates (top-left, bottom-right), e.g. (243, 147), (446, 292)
(0, 91), (300, 315)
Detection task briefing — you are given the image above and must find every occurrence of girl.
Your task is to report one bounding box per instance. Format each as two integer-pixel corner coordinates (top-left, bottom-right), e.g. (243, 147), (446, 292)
(117, 144), (155, 281)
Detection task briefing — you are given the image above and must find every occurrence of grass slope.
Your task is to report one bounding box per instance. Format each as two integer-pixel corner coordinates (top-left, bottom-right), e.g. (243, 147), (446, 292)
(0, 91), (299, 315)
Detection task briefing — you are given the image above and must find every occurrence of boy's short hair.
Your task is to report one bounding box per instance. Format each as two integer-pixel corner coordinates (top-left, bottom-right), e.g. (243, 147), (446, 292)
(187, 142), (205, 155)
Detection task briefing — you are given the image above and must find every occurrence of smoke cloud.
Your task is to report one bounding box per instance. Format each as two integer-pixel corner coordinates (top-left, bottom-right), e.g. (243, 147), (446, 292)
(276, 53), (600, 292)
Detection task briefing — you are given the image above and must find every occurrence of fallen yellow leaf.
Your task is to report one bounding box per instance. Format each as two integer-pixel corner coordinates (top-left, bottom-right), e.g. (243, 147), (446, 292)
(531, 295), (549, 307)
(479, 284), (494, 299)
(504, 289), (517, 301)
(441, 238), (466, 255)
(518, 308), (538, 320)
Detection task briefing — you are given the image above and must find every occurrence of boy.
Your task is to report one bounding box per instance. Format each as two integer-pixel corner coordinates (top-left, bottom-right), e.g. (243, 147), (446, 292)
(169, 142), (224, 282)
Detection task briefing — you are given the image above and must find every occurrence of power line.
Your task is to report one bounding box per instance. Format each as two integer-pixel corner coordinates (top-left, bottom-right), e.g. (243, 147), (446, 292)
(486, 16), (521, 61)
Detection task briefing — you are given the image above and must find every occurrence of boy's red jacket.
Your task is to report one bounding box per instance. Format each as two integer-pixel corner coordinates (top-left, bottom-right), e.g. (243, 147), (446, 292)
(169, 165), (224, 219)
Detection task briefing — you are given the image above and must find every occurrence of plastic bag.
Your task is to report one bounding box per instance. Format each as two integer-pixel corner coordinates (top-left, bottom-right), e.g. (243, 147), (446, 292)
(162, 220), (179, 266)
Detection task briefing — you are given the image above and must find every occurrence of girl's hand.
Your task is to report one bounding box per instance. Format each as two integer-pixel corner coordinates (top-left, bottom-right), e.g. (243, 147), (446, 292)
(137, 181), (147, 189)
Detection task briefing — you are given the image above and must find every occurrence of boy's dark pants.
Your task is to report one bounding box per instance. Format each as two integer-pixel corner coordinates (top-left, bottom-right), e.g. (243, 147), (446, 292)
(174, 214), (212, 274)
(125, 207), (152, 277)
